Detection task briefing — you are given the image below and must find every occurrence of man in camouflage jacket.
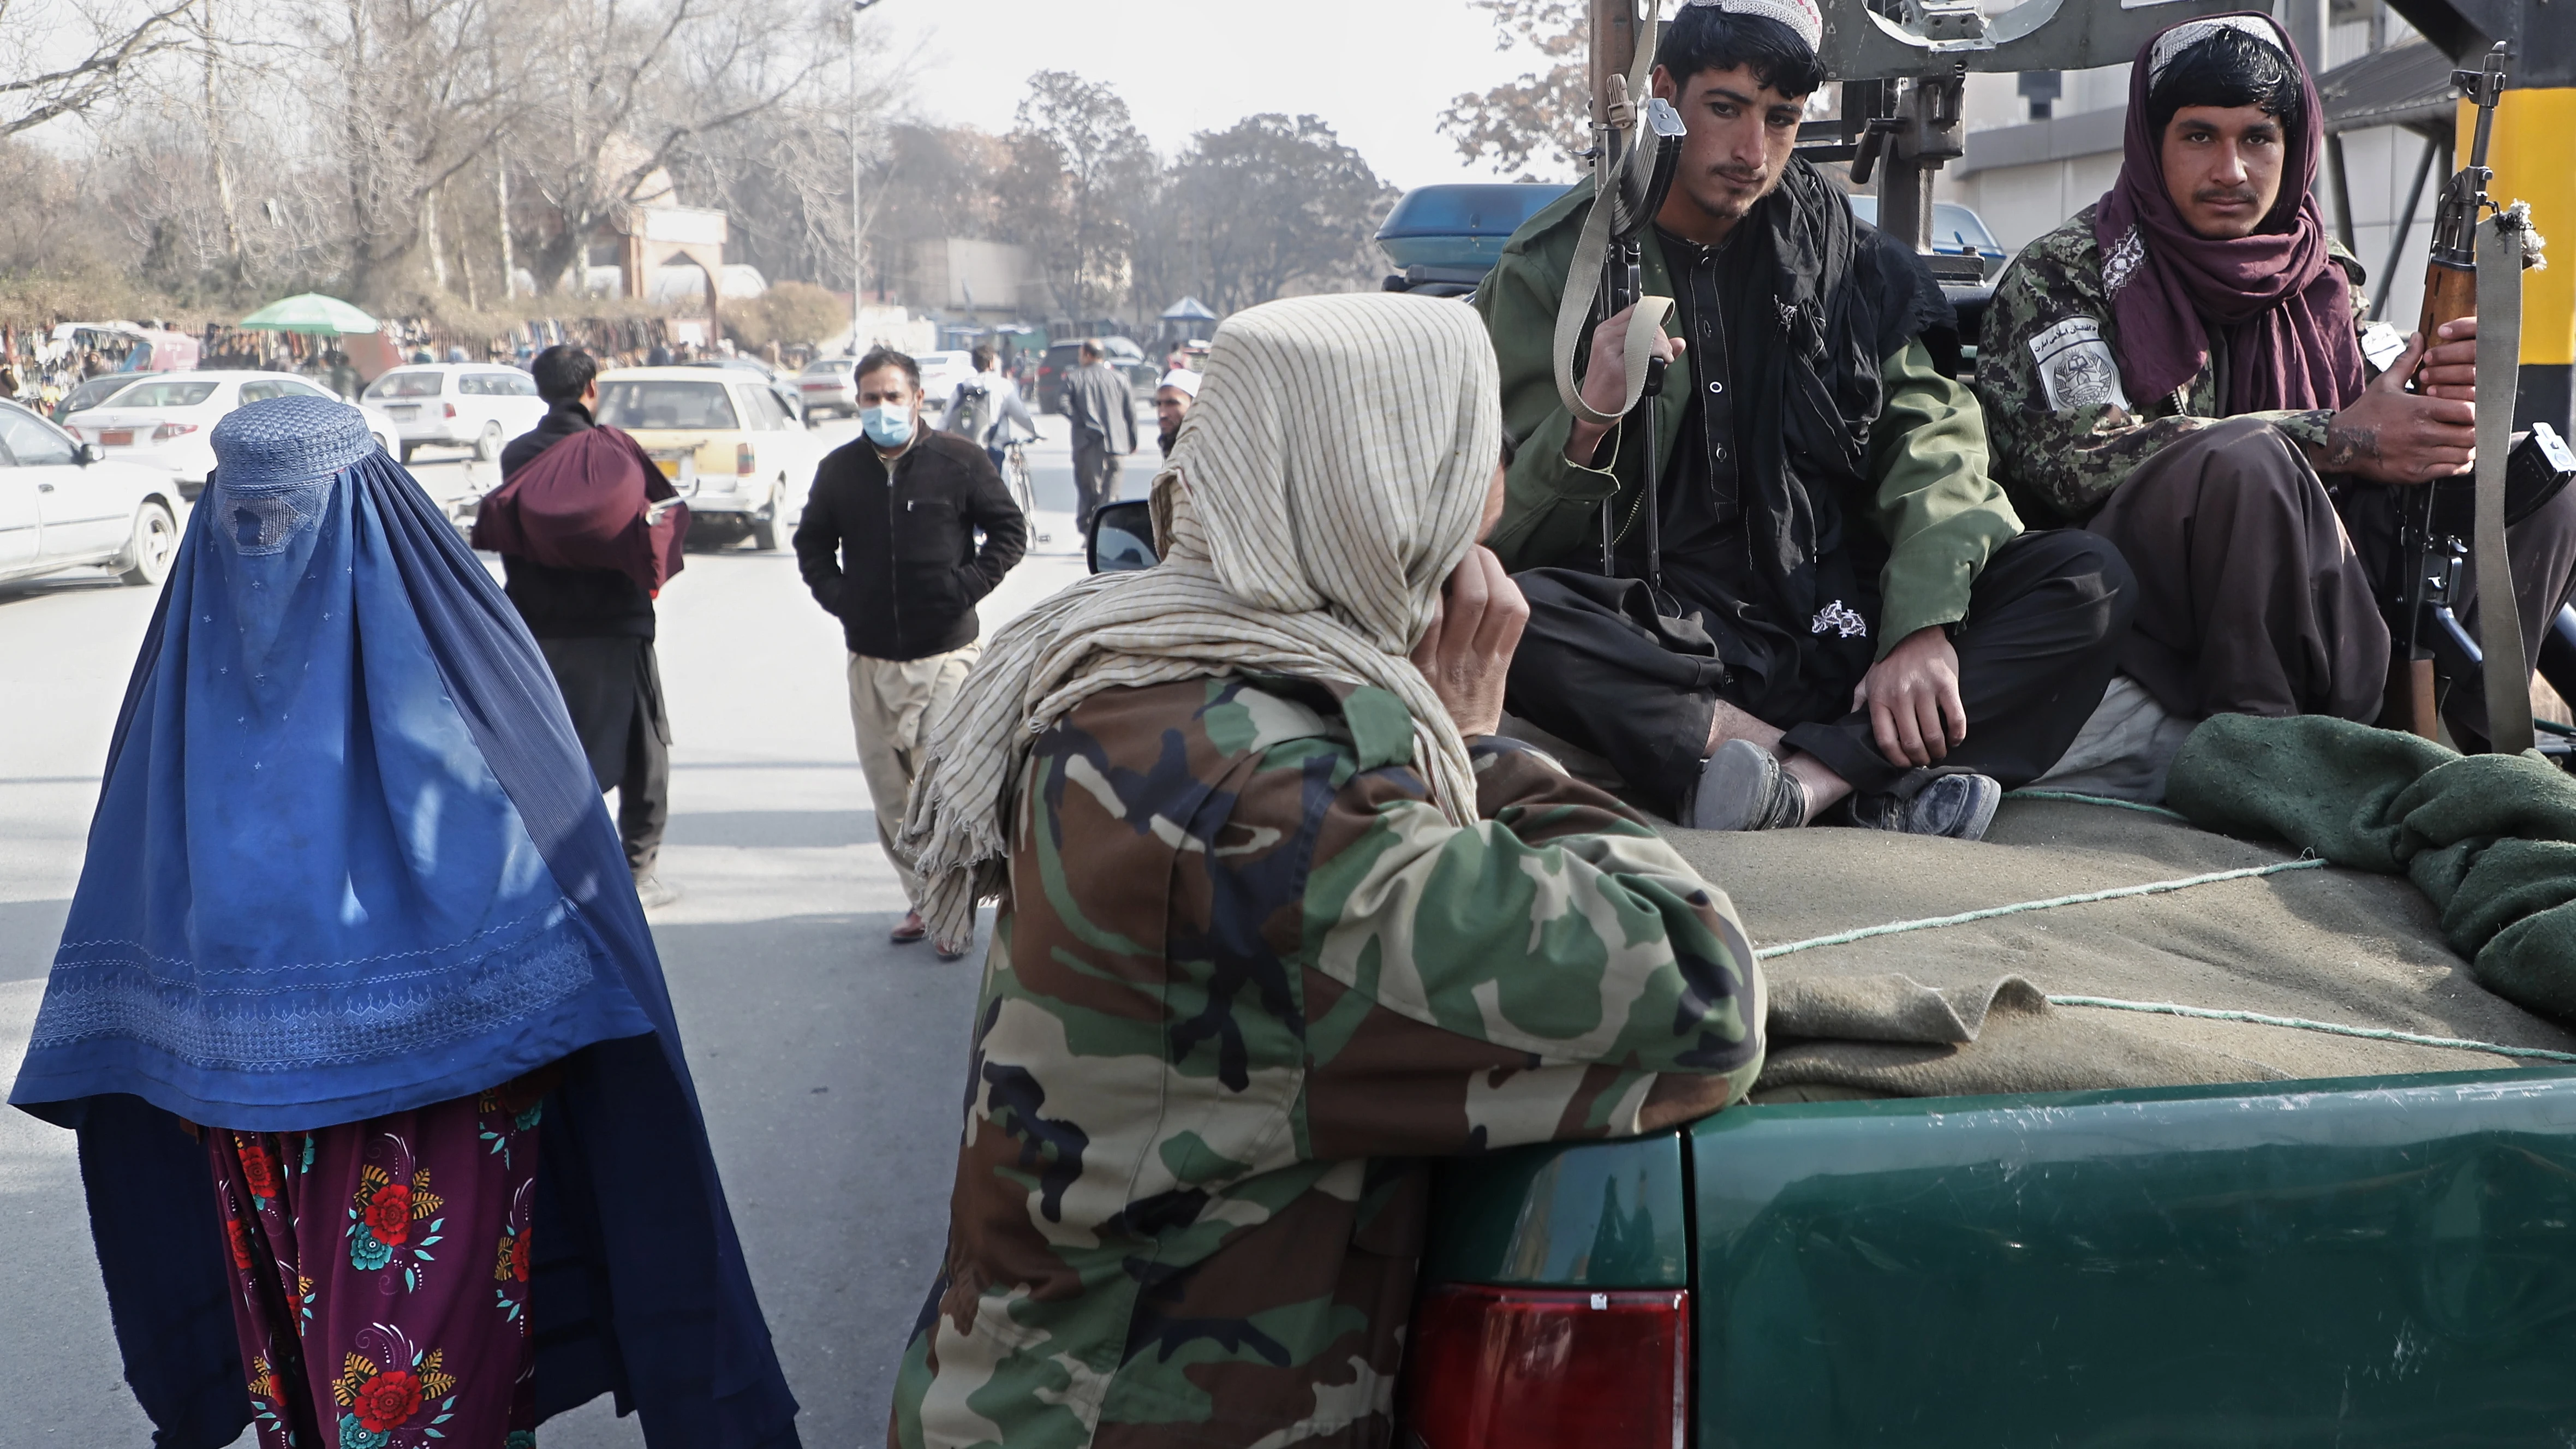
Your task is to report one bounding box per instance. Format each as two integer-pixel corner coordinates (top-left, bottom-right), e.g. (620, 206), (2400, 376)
(889, 673), (1765, 1448)
(1979, 14), (2576, 742)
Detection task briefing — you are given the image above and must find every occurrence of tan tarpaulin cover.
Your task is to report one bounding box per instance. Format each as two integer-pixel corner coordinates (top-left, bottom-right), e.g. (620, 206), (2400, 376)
(1656, 797), (2576, 1100)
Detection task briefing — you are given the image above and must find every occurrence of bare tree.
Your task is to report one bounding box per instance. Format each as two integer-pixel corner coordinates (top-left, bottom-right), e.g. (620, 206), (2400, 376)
(1439, 0), (1584, 182)
(509, 0), (836, 299)
(1167, 114), (1396, 314)
(0, 0), (192, 139)
(998, 71), (1153, 321)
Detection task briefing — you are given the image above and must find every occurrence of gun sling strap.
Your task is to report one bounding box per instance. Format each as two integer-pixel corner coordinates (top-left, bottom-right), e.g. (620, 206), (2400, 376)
(2476, 208), (2533, 755)
(1553, 0), (1677, 431)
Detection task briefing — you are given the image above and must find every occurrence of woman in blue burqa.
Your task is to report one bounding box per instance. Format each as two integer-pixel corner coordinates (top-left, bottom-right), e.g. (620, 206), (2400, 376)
(9, 396), (800, 1448)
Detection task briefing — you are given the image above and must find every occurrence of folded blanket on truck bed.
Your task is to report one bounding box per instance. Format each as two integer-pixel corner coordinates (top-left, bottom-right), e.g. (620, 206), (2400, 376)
(2170, 712), (2576, 1026)
(1653, 784), (2576, 1100)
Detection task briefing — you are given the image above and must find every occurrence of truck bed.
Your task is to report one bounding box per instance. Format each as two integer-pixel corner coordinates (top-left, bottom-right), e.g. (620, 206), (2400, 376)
(1655, 794), (2576, 1097)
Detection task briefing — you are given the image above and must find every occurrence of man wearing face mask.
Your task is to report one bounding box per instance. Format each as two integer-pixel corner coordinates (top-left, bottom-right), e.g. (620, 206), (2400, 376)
(795, 347), (1027, 955)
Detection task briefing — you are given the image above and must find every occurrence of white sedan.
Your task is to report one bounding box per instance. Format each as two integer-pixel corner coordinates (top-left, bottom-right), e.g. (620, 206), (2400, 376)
(64, 371), (399, 500)
(361, 362), (548, 463)
(916, 350), (975, 410)
(0, 399), (185, 588)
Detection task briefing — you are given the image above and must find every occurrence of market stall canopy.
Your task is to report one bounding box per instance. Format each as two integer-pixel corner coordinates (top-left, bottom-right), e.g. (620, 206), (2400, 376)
(1159, 296), (1218, 324)
(238, 293), (379, 335)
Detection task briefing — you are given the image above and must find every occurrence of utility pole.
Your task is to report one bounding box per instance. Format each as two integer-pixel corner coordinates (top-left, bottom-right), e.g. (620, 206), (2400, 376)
(850, 0), (883, 356)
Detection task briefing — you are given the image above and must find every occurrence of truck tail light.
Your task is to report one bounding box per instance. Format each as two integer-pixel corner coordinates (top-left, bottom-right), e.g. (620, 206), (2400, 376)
(1403, 1287), (1687, 1449)
(736, 442), (755, 475)
(151, 422), (199, 442)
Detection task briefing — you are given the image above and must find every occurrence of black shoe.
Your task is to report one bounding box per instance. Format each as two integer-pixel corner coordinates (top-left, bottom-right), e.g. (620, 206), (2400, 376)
(1687, 740), (1809, 832)
(1845, 772), (2002, 842)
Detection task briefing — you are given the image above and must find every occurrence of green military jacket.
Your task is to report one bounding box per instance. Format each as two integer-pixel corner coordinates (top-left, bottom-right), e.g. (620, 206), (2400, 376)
(891, 674), (1766, 1448)
(1472, 182), (2022, 659)
(1977, 205), (2379, 524)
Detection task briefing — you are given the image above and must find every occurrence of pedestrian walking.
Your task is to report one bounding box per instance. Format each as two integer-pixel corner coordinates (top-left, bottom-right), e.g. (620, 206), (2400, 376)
(892, 294), (1766, 1449)
(794, 347), (1027, 956)
(484, 345), (688, 910)
(1060, 338), (1136, 531)
(8, 394), (800, 1449)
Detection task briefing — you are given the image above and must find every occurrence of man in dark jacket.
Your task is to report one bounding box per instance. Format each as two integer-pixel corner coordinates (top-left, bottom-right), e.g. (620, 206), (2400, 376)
(794, 346), (1027, 955)
(493, 345), (682, 910)
(1061, 339), (1137, 530)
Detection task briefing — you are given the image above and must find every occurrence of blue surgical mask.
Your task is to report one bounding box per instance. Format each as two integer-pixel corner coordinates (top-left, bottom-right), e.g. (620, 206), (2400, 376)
(862, 403), (915, 449)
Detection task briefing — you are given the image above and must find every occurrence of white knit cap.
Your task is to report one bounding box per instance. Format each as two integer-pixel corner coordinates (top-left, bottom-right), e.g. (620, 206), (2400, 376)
(2147, 14), (2289, 84)
(1682, 0), (1823, 55)
(1156, 369), (1201, 398)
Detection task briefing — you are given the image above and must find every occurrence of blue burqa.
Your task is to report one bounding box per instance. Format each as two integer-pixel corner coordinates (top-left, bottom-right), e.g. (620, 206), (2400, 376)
(10, 396), (800, 1448)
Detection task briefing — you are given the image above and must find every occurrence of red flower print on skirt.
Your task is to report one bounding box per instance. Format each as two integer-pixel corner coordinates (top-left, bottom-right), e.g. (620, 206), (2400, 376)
(364, 1182), (412, 1244)
(350, 1365), (425, 1432)
(234, 1137), (279, 1201)
(204, 1071), (552, 1449)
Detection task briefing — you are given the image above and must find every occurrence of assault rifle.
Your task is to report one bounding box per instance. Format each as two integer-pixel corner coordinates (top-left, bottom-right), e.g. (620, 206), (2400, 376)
(2378, 42), (2576, 748)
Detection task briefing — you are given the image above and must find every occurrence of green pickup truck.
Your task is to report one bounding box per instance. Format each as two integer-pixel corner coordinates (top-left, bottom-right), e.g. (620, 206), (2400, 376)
(1086, 500), (2576, 1446)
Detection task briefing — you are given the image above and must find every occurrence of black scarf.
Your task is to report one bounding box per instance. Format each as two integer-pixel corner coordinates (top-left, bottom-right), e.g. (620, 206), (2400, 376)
(1698, 159), (1955, 700)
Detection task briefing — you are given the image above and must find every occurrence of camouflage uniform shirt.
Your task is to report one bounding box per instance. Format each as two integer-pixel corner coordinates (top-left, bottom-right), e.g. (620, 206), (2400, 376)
(1978, 205), (2377, 524)
(891, 674), (1767, 1448)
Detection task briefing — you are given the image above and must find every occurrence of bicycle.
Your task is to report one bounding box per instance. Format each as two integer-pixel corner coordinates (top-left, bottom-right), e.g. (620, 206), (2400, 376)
(1001, 437), (1051, 547)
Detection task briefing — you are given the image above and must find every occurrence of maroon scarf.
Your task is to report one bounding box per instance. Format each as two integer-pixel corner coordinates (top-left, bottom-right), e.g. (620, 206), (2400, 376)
(470, 424), (688, 594)
(2092, 11), (2364, 414)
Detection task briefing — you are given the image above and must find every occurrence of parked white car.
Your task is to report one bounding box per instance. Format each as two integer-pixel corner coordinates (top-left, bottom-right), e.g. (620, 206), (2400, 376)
(0, 399), (185, 588)
(362, 363), (548, 463)
(64, 371), (399, 500)
(915, 350), (975, 410)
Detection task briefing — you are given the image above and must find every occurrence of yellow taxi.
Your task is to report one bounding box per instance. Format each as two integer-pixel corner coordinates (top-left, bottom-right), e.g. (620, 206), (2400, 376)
(592, 365), (827, 551)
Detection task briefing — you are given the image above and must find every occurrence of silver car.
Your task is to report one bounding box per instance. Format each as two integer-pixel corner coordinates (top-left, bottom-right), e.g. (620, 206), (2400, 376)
(0, 399), (186, 588)
(796, 357), (858, 422)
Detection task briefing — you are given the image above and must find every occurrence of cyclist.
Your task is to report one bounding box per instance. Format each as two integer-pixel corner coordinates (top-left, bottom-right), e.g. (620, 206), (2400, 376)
(945, 344), (1037, 475)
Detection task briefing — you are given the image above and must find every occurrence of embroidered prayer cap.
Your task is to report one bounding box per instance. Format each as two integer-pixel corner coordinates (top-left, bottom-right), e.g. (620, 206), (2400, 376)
(1157, 368), (1201, 398)
(2147, 14), (2289, 84)
(210, 393), (377, 491)
(1681, 0), (1822, 55)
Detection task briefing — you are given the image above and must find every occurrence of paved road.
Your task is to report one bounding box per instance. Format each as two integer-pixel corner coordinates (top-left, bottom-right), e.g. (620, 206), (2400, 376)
(0, 410), (1114, 1446)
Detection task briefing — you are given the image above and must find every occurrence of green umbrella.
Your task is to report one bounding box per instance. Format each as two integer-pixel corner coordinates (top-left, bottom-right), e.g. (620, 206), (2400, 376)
(237, 293), (380, 335)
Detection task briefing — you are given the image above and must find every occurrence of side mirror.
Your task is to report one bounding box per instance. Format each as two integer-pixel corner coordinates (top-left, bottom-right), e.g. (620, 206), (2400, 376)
(78, 442), (105, 466)
(1087, 498), (1158, 574)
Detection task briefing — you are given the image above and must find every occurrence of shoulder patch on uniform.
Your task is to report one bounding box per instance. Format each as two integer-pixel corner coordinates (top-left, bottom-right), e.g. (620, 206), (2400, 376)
(1340, 687), (1418, 772)
(2360, 320), (2407, 373)
(2028, 316), (2131, 412)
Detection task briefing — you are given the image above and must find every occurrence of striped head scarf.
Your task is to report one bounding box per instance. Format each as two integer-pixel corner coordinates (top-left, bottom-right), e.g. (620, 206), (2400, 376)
(903, 293), (1504, 946)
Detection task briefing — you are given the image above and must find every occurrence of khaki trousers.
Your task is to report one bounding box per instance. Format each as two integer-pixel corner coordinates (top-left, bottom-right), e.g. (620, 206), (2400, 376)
(847, 646), (979, 907)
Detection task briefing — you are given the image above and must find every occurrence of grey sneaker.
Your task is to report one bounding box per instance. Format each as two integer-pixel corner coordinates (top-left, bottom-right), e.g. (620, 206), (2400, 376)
(633, 874), (682, 911)
(1845, 772), (2002, 842)
(1687, 740), (1809, 832)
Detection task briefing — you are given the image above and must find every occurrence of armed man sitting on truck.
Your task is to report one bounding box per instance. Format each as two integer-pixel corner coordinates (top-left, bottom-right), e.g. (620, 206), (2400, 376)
(1479, 0), (2134, 842)
(1978, 13), (2576, 747)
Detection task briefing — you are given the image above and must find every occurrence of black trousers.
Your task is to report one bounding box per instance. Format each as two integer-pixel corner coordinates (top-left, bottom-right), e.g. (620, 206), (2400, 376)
(1506, 530), (2136, 818)
(536, 636), (671, 876)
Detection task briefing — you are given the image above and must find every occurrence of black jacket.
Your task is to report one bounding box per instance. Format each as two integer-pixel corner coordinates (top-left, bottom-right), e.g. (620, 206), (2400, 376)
(494, 401), (658, 641)
(794, 428), (1027, 660)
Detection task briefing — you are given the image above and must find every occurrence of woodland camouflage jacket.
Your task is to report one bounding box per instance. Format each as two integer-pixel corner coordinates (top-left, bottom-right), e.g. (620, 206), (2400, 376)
(890, 674), (1767, 1449)
(1977, 205), (2379, 525)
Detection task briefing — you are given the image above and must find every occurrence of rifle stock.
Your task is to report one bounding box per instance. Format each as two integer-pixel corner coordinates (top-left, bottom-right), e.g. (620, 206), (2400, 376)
(2388, 43), (2509, 741)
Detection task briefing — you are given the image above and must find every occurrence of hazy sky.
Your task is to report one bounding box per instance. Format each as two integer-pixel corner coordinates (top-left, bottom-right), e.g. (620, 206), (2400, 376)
(885, 0), (1551, 190)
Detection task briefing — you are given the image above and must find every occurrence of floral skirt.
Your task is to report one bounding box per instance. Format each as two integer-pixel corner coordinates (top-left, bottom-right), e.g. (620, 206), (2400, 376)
(205, 1072), (552, 1448)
